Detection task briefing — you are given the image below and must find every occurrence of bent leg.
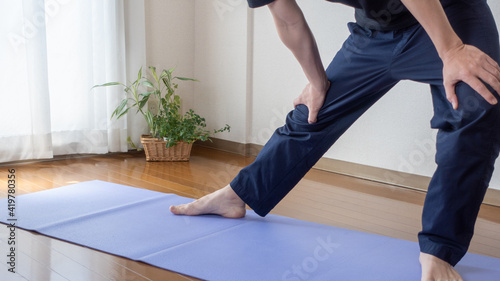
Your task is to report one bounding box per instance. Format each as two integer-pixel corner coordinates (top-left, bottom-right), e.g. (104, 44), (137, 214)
(419, 82), (500, 266)
(419, 0), (500, 267)
(392, 0), (500, 267)
(389, 1), (500, 277)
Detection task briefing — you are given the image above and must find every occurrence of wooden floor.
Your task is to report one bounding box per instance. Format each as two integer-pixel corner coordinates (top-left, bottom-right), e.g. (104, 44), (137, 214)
(0, 146), (499, 280)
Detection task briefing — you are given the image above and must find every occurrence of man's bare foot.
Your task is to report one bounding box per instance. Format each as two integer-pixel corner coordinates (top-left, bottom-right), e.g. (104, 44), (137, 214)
(169, 185), (246, 218)
(420, 252), (463, 281)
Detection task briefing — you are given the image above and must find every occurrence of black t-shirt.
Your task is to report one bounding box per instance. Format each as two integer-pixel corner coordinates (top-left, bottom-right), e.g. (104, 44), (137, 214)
(247, 0), (418, 31)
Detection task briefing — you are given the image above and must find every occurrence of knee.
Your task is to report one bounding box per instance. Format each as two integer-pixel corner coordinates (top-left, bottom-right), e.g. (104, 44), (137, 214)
(284, 104), (328, 133)
(275, 105), (329, 139)
(290, 104), (310, 125)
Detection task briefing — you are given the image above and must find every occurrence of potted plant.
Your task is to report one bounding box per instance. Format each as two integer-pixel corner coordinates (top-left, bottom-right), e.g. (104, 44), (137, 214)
(93, 66), (230, 161)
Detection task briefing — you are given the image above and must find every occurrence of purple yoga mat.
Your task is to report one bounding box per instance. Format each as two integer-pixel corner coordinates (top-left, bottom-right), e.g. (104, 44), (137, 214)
(0, 180), (498, 280)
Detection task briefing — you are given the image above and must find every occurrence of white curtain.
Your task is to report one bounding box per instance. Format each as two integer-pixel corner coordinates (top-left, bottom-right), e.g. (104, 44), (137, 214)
(0, 0), (128, 163)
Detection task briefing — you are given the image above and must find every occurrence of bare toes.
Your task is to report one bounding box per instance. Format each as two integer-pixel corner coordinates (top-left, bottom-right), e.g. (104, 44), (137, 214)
(170, 204), (192, 215)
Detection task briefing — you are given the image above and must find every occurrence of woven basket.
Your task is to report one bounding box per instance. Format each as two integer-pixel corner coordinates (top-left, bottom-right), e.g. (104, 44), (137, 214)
(140, 135), (193, 162)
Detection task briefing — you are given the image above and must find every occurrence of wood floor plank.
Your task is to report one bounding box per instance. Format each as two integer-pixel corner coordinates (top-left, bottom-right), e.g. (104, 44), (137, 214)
(0, 146), (498, 280)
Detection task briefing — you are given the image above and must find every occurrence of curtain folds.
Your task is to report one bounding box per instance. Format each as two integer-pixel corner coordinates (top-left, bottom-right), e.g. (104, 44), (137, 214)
(0, 0), (129, 163)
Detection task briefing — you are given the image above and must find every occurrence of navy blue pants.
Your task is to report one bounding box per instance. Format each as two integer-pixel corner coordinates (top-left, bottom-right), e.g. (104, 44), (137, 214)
(231, 0), (500, 266)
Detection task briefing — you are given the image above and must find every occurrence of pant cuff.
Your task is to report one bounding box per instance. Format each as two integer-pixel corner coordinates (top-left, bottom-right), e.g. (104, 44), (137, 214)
(230, 176), (269, 217)
(419, 241), (463, 266)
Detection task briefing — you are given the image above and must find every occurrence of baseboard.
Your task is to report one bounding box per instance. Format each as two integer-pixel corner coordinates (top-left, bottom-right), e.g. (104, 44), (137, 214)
(0, 150), (146, 168)
(195, 138), (500, 207)
(195, 138), (256, 157)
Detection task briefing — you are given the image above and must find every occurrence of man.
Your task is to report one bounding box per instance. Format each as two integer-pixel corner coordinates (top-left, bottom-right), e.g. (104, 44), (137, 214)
(171, 0), (500, 280)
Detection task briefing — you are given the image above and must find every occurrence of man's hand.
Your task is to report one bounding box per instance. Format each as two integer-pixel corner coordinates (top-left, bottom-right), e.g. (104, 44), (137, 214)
(442, 43), (500, 109)
(401, 0), (500, 110)
(268, 0), (328, 114)
(293, 81), (330, 124)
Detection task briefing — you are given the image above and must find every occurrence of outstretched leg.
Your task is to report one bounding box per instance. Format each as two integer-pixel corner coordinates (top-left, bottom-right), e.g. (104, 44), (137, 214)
(171, 22), (399, 218)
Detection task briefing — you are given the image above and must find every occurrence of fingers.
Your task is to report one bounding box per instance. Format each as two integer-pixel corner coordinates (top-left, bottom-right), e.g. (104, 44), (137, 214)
(443, 45), (500, 109)
(464, 76), (498, 105)
(293, 84), (309, 108)
(484, 55), (500, 71)
(480, 59), (500, 96)
(308, 108), (319, 124)
(472, 51), (499, 104)
(444, 82), (458, 110)
(445, 76), (498, 110)
(293, 82), (328, 123)
(293, 96), (301, 108)
(293, 95), (319, 123)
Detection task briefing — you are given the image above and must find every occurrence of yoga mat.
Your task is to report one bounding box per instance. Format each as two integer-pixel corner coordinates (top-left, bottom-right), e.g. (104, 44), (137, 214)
(0, 180), (499, 281)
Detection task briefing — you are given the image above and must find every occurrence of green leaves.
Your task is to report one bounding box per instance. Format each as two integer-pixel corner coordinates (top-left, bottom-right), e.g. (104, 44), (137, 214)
(137, 66), (143, 82)
(175, 77), (198, 82)
(111, 98), (129, 119)
(149, 66), (158, 83)
(151, 102), (230, 148)
(93, 66), (229, 148)
(127, 136), (142, 151)
(144, 110), (154, 135)
(141, 81), (154, 89)
(91, 82), (125, 89)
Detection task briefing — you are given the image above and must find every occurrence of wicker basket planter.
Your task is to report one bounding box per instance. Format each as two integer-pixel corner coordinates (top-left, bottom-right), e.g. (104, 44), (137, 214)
(140, 135), (193, 162)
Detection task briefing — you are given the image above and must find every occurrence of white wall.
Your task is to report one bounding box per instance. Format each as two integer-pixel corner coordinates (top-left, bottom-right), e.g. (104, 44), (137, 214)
(145, 0), (500, 190)
(490, 0), (500, 189)
(145, 0), (196, 112)
(192, 0), (249, 143)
